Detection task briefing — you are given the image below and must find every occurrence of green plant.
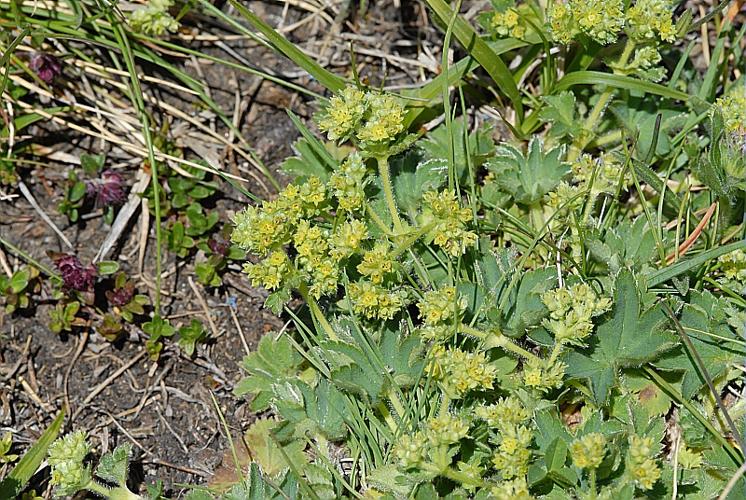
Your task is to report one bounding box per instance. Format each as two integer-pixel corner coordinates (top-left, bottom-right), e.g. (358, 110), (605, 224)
(0, 266), (39, 313)
(49, 301), (83, 334)
(194, 228), (246, 287)
(0, 433), (18, 464)
(178, 319), (207, 356)
(142, 315), (176, 359)
(227, 37), (746, 495)
(46, 432), (143, 499)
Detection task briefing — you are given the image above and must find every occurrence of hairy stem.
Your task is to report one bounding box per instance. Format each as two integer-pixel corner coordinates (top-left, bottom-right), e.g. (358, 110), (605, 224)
(377, 155), (404, 232)
(376, 402), (399, 433)
(384, 386), (408, 422)
(459, 324), (543, 364)
(589, 468), (597, 500)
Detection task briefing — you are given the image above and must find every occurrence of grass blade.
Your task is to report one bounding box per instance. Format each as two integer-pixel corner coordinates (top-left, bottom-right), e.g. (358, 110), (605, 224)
(424, 0), (524, 121)
(209, 0), (346, 93)
(0, 410), (65, 498)
(647, 240), (746, 287)
(554, 71), (690, 101)
(403, 39), (526, 128)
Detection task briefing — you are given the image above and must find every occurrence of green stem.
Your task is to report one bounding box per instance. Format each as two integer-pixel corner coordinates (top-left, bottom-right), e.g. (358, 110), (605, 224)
(109, 486), (145, 500)
(439, 394), (451, 417)
(365, 202), (393, 236)
(590, 130), (623, 148)
(549, 341), (564, 365)
(391, 223), (435, 258)
(299, 284), (338, 341)
(581, 191), (600, 228)
(568, 40), (636, 162)
(589, 468), (597, 500)
(421, 462), (485, 489)
(459, 324), (543, 364)
(376, 155), (404, 232)
(86, 480), (111, 498)
(87, 480), (143, 500)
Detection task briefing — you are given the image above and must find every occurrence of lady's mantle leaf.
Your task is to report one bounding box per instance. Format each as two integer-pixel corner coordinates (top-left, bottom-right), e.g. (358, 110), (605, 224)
(485, 137), (568, 206)
(564, 270), (676, 406)
(654, 291), (746, 399)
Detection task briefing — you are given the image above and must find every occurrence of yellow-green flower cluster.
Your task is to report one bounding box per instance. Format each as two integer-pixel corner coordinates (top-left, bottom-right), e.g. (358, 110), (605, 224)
(357, 94), (405, 144)
(548, 0), (624, 45)
(718, 249), (746, 291)
(623, 46), (666, 81)
(48, 431), (91, 496)
(420, 190), (477, 256)
(425, 412), (470, 447)
(317, 87), (404, 146)
(548, 0), (676, 45)
(491, 8), (525, 38)
(357, 242), (394, 284)
(393, 413), (471, 481)
(417, 286), (466, 325)
(626, 435), (662, 490)
(394, 432), (427, 469)
(572, 154), (626, 196)
(428, 345), (497, 398)
(715, 87), (746, 134)
(570, 432), (607, 469)
(330, 219), (368, 261)
(544, 181), (584, 240)
(490, 477), (533, 500)
(547, 2), (576, 44)
(574, 0), (625, 45)
(542, 282), (611, 346)
(232, 177), (326, 255)
(475, 396), (531, 428)
(294, 220), (341, 297)
(491, 423), (532, 479)
(522, 358), (566, 392)
(129, 0), (179, 36)
(626, 0), (677, 42)
(316, 86), (367, 142)
(478, 398), (533, 487)
(329, 153), (368, 212)
(416, 324), (454, 343)
(347, 280), (407, 320)
(244, 250), (291, 291)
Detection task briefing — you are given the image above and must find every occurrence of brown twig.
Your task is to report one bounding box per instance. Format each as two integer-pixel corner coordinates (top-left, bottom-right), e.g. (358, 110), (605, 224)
(72, 349), (147, 421)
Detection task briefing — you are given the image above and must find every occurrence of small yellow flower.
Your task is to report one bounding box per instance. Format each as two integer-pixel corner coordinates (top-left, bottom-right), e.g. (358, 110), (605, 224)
(627, 434), (662, 490)
(357, 242), (394, 284)
(417, 286), (465, 325)
(570, 433), (607, 469)
(425, 413), (470, 446)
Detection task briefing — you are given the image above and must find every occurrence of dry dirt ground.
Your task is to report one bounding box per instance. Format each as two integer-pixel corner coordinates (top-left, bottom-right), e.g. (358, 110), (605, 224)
(0, 0), (449, 496)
